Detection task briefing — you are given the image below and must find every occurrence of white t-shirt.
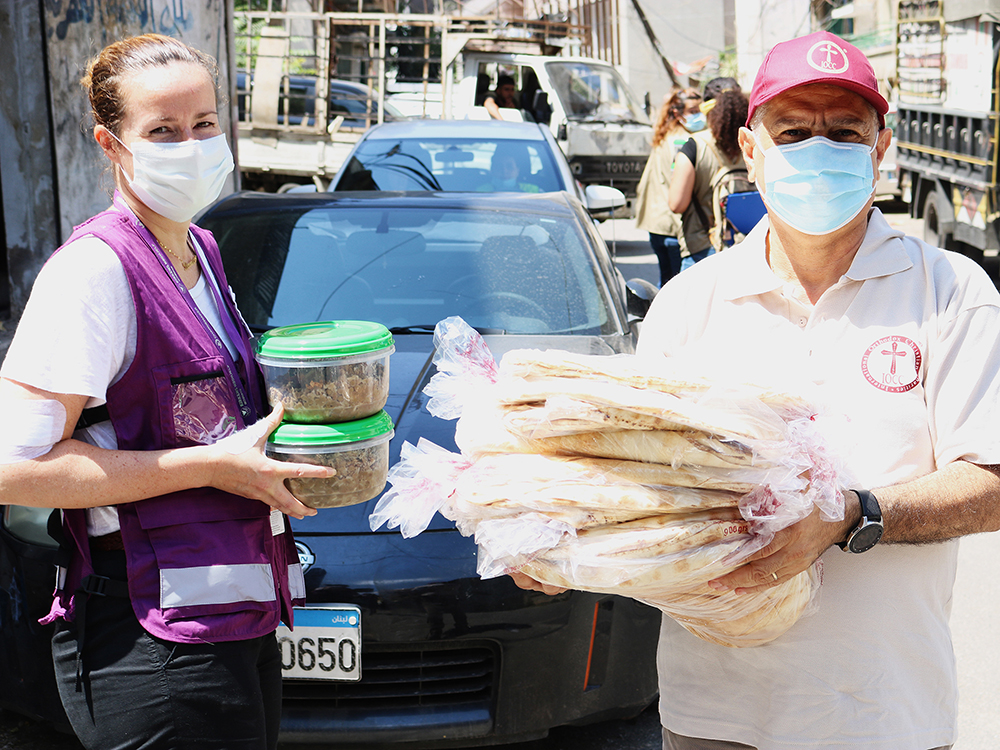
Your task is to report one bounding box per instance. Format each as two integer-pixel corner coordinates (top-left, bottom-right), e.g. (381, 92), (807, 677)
(636, 209), (1000, 750)
(1, 232), (236, 535)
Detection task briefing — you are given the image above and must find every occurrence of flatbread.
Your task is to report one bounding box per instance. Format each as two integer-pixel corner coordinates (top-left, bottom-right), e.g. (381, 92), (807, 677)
(498, 348), (816, 419)
(520, 537), (749, 594)
(644, 569), (814, 648)
(541, 509), (748, 559)
(525, 429), (764, 469)
(502, 399), (693, 437)
(495, 378), (788, 442)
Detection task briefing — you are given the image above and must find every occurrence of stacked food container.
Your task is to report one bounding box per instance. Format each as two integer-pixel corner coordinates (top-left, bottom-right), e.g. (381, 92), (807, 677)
(255, 321), (396, 508)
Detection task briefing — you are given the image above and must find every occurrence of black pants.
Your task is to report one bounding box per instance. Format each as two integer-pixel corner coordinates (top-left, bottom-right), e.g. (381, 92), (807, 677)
(52, 550), (282, 750)
(648, 234), (682, 287)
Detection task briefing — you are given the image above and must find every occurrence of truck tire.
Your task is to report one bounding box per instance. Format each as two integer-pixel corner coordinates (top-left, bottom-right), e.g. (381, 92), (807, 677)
(923, 190), (947, 248)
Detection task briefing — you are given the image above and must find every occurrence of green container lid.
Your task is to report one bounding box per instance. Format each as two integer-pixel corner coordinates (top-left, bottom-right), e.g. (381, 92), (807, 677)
(268, 410), (395, 447)
(255, 321), (394, 360)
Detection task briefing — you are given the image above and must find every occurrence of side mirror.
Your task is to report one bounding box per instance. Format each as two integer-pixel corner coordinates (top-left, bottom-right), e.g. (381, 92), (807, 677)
(644, 92), (651, 117)
(625, 277), (659, 318)
(585, 184), (627, 214)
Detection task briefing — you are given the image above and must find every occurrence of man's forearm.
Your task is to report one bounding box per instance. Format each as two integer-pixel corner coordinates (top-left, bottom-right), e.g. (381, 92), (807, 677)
(876, 460), (1000, 544)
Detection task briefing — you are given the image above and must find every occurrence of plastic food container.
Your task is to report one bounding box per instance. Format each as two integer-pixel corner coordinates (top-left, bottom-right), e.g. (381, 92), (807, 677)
(266, 411), (395, 508)
(255, 321), (395, 424)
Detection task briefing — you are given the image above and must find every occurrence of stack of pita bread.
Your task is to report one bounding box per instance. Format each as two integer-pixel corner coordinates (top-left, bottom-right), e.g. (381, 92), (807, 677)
(372, 319), (843, 648)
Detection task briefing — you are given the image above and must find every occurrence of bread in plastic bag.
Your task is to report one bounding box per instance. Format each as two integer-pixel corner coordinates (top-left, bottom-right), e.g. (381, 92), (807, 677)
(372, 317), (847, 647)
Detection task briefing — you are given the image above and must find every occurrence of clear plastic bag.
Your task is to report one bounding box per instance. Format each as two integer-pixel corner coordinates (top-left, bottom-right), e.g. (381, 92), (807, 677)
(371, 317), (847, 647)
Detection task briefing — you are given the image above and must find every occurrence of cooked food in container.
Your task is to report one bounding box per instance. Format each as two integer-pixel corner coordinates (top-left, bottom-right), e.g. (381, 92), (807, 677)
(266, 411), (395, 508)
(254, 321), (394, 424)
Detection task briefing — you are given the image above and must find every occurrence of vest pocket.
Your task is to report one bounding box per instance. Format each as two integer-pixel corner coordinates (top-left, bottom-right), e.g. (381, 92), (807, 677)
(134, 495), (280, 619)
(153, 357), (240, 447)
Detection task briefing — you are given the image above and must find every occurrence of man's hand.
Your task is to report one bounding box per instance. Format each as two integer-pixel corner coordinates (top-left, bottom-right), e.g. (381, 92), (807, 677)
(708, 494), (857, 594)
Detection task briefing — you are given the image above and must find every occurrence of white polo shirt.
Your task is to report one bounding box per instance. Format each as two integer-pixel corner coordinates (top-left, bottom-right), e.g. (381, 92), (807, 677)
(636, 209), (1000, 750)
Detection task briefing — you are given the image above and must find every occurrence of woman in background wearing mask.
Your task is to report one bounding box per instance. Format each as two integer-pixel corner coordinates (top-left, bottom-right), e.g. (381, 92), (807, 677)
(669, 86), (749, 270)
(634, 87), (702, 286)
(0, 34), (331, 749)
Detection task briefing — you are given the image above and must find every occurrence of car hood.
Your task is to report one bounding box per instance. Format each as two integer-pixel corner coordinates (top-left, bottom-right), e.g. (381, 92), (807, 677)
(289, 331), (634, 535)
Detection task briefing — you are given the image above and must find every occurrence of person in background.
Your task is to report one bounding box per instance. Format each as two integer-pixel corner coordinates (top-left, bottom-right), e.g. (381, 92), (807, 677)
(484, 74), (518, 119)
(634, 87), (703, 285)
(474, 72), (492, 106)
(668, 86), (748, 270)
(478, 147), (540, 193)
(0, 34), (332, 749)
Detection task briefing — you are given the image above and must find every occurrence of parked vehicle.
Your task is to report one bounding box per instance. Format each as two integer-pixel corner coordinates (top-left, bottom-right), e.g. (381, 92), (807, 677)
(894, 0), (1000, 267)
(237, 68), (407, 192)
(231, 11), (652, 206)
(875, 107), (901, 201)
(237, 71), (407, 130)
(327, 119), (627, 215)
(0, 190), (660, 746)
(455, 53), (653, 203)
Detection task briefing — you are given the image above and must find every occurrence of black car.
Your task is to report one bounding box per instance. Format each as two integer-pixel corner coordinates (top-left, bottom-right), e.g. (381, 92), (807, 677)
(0, 191), (660, 747)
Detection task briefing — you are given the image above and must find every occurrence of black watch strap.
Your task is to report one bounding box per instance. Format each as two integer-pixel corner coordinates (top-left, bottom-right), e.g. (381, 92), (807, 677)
(854, 489), (882, 523)
(838, 489), (884, 552)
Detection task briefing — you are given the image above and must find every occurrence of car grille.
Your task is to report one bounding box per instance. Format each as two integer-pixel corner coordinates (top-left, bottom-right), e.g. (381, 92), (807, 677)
(283, 642), (497, 710)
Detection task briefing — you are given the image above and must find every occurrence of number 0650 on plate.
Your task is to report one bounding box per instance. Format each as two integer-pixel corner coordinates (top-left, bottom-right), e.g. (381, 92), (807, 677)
(276, 606), (362, 681)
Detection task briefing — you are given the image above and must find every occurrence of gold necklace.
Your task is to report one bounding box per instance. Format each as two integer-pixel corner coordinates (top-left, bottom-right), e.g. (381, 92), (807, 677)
(154, 234), (198, 270)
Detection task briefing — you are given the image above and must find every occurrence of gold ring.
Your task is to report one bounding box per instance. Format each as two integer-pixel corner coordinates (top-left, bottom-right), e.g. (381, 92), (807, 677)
(771, 572), (778, 581)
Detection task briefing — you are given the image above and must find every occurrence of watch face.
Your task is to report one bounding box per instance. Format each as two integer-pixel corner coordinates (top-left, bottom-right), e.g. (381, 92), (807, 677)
(849, 523), (884, 553)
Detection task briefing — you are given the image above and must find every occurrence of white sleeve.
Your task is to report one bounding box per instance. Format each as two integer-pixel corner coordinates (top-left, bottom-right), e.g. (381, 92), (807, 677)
(1, 236), (136, 403)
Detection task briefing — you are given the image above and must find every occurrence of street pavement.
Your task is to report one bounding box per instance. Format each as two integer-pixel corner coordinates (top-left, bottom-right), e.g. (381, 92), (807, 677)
(0, 206), (998, 748)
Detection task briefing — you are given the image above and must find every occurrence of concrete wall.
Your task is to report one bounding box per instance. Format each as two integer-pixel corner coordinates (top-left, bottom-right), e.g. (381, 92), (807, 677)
(0, 0), (60, 314)
(734, 0), (813, 92)
(0, 0), (236, 317)
(619, 0), (728, 108)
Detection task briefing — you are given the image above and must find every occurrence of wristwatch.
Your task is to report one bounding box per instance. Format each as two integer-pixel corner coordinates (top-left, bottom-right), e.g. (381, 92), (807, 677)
(839, 489), (884, 553)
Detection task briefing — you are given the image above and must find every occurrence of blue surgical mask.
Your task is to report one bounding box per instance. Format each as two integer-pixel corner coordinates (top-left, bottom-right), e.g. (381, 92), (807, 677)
(684, 112), (706, 132)
(755, 134), (877, 235)
(496, 177), (518, 191)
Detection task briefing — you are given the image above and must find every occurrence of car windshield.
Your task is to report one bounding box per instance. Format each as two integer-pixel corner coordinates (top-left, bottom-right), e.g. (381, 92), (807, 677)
(205, 202), (618, 336)
(545, 61), (648, 124)
(334, 137), (565, 192)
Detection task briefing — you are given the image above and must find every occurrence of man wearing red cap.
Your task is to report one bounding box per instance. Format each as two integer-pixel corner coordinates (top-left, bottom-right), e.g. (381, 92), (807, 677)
(632, 30), (1000, 749)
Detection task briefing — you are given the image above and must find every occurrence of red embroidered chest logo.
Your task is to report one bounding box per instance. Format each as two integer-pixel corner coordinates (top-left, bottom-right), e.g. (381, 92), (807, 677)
(861, 336), (922, 393)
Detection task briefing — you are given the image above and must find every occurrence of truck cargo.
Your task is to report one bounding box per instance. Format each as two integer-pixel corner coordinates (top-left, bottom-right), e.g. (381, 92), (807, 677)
(894, 0), (1000, 273)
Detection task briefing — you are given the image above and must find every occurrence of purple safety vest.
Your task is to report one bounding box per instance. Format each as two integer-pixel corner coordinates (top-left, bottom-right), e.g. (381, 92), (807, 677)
(42, 193), (305, 643)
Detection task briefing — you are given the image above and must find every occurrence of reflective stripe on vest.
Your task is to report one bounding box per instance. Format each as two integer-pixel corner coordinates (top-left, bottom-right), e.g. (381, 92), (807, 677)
(160, 564), (276, 608)
(288, 563), (306, 600)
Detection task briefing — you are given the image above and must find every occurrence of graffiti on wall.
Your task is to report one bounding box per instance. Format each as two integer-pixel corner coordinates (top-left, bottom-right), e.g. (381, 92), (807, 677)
(46, 0), (193, 40)
(40, 0), (229, 237)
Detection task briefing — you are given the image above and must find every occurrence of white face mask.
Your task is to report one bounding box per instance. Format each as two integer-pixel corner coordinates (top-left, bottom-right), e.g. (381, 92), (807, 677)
(114, 133), (234, 222)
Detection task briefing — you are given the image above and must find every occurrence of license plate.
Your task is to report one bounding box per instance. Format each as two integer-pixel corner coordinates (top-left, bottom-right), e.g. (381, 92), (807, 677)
(276, 606), (362, 681)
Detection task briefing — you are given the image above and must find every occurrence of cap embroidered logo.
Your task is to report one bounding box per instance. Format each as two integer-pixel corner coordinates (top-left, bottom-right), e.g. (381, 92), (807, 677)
(807, 39), (850, 75)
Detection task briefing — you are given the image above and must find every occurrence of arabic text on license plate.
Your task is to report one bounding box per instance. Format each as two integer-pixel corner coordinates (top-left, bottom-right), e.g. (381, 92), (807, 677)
(276, 606), (361, 681)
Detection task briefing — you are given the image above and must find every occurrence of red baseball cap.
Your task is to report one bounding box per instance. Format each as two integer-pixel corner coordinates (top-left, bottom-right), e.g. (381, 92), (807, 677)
(746, 31), (889, 128)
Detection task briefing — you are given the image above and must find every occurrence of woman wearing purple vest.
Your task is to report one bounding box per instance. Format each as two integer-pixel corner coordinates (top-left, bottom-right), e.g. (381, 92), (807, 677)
(0, 34), (333, 749)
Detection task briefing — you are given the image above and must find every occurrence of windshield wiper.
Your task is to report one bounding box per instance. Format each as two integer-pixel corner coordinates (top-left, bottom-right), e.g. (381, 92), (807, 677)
(389, 325), (506, 335)
(389, 325), (436, 334)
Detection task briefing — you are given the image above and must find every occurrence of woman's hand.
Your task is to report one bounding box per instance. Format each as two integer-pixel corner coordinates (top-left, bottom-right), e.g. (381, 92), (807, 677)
(205, 403), (333, 520)
(508, 569), (568, 596)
